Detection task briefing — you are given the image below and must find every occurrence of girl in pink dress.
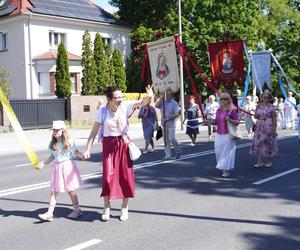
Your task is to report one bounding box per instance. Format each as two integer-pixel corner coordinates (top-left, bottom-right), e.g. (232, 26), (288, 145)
(37, 120), (84, 222)
(250, 92), (278, 167)
(83, 85), (153, 221)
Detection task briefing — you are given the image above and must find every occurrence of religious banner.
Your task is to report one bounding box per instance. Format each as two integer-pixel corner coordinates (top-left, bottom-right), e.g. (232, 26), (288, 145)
(208, 40), (245, 89)
(251, 51), (271, 91)
(147, 36), (180, 94)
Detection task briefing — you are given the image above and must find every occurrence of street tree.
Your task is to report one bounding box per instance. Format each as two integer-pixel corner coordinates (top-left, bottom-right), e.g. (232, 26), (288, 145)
(94, 33), (109, 94)
(55, 43), (72, 97)
(105, 44), (115, 86)
(0, 70), (13, 96)
(112, 48), (126, 92)
(81, 30), (97, 95)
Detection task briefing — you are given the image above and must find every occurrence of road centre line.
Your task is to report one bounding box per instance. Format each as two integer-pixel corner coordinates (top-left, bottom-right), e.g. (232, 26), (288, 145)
(253, 168), (300, 185)
(64, 239), (102, 250)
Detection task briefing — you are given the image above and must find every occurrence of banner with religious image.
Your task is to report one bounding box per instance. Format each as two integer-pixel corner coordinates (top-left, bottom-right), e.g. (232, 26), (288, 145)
(251, 51), (271, 91)
(208, 40), (245, 89)
(147, 36), (180, 94)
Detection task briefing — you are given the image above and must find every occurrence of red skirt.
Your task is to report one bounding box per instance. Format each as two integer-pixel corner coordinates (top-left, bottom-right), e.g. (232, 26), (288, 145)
(101, 136), (135, 199)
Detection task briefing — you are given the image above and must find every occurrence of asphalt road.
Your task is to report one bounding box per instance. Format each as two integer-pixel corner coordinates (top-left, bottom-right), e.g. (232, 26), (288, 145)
(0, 131), (299, 250)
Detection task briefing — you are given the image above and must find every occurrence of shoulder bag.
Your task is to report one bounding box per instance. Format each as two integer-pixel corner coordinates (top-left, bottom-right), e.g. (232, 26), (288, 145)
(227, 120), (243, 140)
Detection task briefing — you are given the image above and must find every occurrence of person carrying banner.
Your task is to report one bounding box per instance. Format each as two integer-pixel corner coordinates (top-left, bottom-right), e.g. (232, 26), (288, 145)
(155, 88), (181, 160)
(205, 93), (239, 178)
(250, 92), (278, 167)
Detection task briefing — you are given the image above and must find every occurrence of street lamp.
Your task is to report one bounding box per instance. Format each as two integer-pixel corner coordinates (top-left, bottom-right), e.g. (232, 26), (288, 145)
(178, 0), (184, 130)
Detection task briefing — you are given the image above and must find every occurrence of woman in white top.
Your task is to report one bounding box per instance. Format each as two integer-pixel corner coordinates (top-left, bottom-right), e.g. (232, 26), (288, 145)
(242, 96), (256, 137)
(83, 85), (153, 221)
(204, 95), (219, 141)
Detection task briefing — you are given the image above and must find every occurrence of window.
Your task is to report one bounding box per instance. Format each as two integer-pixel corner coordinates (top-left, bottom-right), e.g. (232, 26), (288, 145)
(38, 72), (50, 94)
(0, 32), (7, 51)
(70, 73), (76, 93)
(102, 37), (111, 46)
(49, 31), (66, 49)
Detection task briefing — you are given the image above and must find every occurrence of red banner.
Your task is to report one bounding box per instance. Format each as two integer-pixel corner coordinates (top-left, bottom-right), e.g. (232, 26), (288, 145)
(208, 40), (245, 89)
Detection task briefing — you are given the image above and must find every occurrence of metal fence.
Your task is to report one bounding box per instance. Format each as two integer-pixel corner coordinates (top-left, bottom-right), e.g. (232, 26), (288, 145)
(10, 99), (67, 129)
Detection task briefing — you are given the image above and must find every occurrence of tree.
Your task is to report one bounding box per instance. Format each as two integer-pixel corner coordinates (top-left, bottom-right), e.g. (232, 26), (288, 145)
(81, 30), (97, 95)
(112, 48), (127, 92)
(55, 43), (72, 97)
(105, 44), (115, 86)
(110, 0), (176, 29)
(0, 70), (13, 96)
(259, 0), (300, 97)
(111, 0), (299, 97)
(125, 25), (156, 92)
(94, 33), (110, 94)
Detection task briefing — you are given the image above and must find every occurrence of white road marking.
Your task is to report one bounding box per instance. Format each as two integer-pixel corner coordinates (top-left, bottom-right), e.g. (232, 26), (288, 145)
(14, 163), (32, 167)
(1, 136), (297, 197)
(253, 168), (300, 185)
(64, 239), (102, 250)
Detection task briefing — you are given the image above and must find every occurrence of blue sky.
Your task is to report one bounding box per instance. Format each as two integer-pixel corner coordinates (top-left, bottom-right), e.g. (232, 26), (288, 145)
(91, 0), (118, 13)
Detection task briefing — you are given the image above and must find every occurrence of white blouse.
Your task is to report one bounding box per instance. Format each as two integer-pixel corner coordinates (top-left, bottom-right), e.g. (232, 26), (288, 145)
(95, 101), (136, 137)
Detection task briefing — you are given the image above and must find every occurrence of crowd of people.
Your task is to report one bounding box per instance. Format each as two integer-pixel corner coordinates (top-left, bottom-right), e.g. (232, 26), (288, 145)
(36, 86), (299, 223)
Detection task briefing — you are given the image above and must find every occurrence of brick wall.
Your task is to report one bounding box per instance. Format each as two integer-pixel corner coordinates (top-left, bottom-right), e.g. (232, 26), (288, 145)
(67, 95), (107, 123)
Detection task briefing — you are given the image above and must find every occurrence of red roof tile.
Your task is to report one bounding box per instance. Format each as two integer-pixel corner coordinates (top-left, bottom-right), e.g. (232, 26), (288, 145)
(35, 50), (81, 61)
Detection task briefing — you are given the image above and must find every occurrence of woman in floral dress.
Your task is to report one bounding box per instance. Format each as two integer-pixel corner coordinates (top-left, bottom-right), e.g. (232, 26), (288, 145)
(250, 92), (278, 167)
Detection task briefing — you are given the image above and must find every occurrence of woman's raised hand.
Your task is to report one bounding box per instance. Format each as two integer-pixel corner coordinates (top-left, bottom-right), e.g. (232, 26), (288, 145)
(145, 85), (154, 98)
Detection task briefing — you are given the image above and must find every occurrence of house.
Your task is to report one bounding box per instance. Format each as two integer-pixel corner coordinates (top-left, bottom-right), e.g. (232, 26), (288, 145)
(0, 0), (131, 99)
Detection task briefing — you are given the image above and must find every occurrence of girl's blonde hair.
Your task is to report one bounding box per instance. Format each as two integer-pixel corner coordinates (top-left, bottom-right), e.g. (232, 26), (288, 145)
(49, 129), (70, 151)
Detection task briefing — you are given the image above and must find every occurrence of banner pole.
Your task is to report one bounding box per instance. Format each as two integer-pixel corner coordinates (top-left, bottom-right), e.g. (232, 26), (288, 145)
(178, 0), (184, 131)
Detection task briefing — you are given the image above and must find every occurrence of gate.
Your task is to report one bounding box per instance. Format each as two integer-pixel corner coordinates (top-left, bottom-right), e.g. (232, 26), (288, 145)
(10, 99), (67, 129)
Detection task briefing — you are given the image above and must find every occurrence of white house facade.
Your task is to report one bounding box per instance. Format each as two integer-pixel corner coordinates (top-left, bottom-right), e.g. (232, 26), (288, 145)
(0, 0), (131, 99)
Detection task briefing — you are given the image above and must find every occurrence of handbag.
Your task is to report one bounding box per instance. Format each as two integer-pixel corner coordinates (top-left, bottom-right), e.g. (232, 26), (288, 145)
(227, 120), (243, 140)
(156, 126), (163, 141)
(128, 142), (142, 161)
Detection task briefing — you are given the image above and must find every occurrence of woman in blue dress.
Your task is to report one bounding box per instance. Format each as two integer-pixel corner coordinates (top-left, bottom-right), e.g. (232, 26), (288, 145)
(186, 96), (200, 146)
(138, 103), (158, 153)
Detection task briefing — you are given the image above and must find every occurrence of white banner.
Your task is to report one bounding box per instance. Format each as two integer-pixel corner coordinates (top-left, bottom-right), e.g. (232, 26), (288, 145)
(147, 36), (180, 94)
(251, 51), (271, 91)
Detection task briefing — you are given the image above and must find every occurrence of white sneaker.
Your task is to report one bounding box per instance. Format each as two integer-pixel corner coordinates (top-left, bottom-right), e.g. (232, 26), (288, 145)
(68, 209), (83, 219)
(254, 162), (264, 168)
(190, 143), (195, 146)
(120, 207), (129, 221)
(101, 207), (110, 221)
(38, 212), (53, 222)
(222, 170), (230, 177)
(265, 162), (272, 167)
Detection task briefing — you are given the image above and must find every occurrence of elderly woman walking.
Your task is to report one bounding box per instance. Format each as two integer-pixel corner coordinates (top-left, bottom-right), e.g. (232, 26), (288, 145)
(206, 93), (239, 177)
(250, 92), (278, 167)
